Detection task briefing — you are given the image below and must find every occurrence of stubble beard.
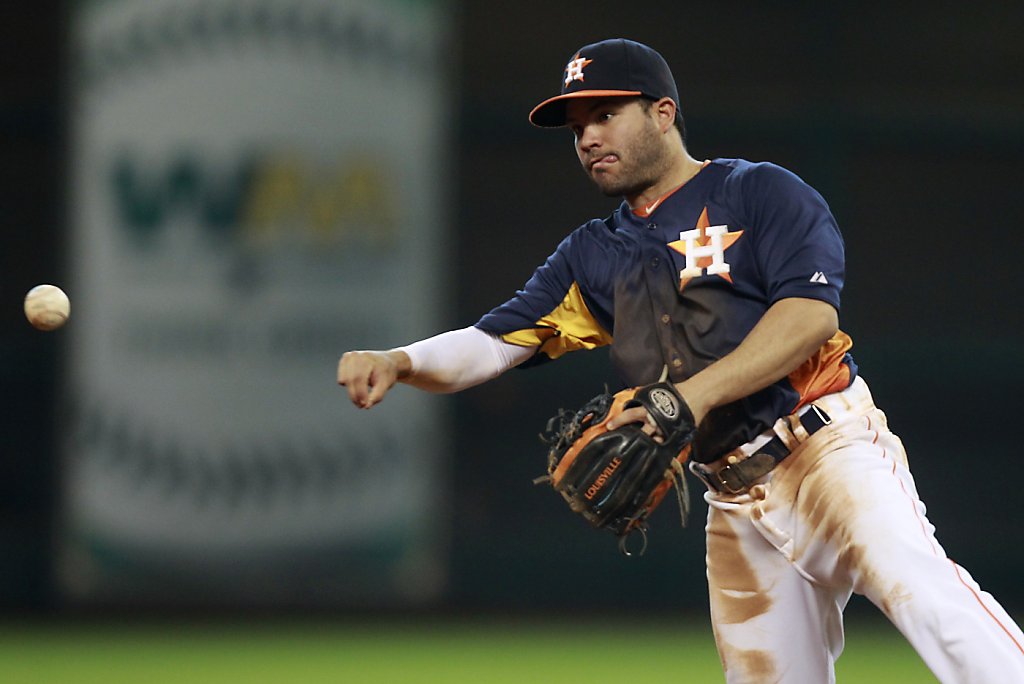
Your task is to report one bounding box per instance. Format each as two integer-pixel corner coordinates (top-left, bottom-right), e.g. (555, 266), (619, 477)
(590, 118), (671, 199)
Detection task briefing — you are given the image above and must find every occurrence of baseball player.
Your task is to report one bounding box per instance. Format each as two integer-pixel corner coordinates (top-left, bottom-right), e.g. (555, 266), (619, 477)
(338, 38), (1024, 683)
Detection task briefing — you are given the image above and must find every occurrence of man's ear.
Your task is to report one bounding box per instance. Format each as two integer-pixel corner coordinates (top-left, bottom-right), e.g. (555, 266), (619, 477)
(654, 97), (677, 133)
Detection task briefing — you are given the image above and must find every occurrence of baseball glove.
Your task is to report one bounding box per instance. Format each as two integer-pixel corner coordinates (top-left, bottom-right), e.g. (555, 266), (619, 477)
(536, 381), (696, 555)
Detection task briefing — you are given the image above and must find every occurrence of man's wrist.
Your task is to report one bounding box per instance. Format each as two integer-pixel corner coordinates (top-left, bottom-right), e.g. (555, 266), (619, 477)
(387, 349), (414, 380)
(673, 379), (711, 426)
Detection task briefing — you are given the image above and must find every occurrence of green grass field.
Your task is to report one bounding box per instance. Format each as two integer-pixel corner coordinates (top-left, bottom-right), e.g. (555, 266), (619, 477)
(0, 616), (937, 683)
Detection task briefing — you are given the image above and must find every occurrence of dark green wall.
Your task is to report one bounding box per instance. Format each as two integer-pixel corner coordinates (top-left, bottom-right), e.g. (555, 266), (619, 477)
(1, 0), (1022, 613)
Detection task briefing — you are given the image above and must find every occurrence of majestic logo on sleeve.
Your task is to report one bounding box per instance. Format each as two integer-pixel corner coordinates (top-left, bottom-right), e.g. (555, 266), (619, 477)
(564, 53), (593, 86)
(668, 207), (744, 290)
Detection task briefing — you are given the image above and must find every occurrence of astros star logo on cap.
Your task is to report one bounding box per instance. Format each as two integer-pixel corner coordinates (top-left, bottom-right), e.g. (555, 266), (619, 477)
(563, 53), (593, 86)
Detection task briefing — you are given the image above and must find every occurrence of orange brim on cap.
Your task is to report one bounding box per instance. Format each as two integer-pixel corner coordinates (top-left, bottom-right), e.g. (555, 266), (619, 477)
(528, 89), (643, 128)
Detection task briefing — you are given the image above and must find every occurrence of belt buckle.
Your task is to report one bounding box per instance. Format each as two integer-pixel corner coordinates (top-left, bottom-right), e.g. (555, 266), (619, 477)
(713, 463), (751, 494)
(691, 461), (749, 495)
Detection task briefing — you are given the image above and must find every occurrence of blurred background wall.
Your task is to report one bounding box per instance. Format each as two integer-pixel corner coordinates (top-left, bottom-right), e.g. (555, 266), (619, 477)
(1, 0), (1022, 616)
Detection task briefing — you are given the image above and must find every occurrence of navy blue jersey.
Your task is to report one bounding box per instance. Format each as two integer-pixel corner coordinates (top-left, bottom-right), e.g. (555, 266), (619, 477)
(476, 158), (857, 461)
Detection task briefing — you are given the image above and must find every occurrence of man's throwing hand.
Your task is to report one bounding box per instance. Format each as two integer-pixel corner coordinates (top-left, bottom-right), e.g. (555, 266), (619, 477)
(337, 349), (409, 409)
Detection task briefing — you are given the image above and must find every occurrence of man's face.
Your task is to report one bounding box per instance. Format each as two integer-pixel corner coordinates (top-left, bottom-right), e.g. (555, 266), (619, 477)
(565, 97), (670, 199)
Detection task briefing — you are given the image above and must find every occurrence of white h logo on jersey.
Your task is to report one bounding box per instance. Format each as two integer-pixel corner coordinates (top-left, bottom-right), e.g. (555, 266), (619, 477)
(677, 225), (733, 279)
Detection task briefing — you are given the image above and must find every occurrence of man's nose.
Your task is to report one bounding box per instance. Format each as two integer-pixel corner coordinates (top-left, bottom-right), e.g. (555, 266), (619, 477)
(578, 124), (601, 151)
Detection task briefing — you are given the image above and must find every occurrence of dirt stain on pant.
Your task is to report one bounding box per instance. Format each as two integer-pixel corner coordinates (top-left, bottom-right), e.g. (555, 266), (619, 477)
(707, 508), (778, 681)
(708, 510), (773, 624)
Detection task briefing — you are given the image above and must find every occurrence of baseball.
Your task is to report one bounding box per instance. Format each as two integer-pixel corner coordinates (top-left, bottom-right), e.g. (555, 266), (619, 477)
(24, 284), (70, 331)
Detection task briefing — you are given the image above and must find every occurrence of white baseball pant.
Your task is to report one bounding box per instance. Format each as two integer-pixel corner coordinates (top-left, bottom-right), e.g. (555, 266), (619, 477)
(702, 376), (1024, 683)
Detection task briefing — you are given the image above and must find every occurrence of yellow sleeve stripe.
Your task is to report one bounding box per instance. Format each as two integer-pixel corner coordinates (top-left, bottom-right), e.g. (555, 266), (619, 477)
(500, 281), (613, 360)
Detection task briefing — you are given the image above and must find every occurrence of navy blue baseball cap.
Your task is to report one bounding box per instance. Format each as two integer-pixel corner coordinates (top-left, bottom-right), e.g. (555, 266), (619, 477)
(529, 38), (683, 128)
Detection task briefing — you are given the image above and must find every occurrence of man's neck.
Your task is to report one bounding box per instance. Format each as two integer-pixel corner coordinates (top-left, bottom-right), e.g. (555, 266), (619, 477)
(627, 154), (706, 211)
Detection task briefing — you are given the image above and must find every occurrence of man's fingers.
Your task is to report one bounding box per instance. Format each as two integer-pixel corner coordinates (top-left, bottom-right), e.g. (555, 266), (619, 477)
(348, 374), (371, 408)
(606, 406), (648, 431)
(337, 352), (374, 408)
(337, 352), (361, 387)
(606, 406), (665, 442)
(364, 367), (395, 408)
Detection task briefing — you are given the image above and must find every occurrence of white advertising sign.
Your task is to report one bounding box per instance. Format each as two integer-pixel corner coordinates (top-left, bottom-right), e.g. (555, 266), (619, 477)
(60, 0), (451, 604)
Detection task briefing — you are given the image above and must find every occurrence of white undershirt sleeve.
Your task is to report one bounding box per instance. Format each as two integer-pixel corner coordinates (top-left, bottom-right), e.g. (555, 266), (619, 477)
(395, 326), (537, 393)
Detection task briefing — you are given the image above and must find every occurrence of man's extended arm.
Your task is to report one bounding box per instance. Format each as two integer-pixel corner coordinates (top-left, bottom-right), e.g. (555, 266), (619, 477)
(337, 326), (536, 409)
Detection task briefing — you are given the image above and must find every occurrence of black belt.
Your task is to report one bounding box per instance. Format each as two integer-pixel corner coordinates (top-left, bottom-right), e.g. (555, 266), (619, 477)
(691, 405), (832, 494)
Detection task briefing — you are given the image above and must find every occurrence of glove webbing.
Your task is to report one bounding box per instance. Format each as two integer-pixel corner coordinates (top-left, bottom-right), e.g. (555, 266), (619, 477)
(617, 455), (690, 556)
